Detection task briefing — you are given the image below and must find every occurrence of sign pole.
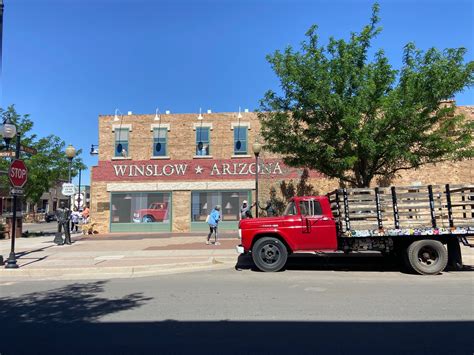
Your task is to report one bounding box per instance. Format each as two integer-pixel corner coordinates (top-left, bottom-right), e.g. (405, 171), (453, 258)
(5, 132), (21, 269)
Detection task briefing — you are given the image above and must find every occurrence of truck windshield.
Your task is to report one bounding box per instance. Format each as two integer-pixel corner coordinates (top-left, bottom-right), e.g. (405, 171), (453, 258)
(283, 202), (297, 216)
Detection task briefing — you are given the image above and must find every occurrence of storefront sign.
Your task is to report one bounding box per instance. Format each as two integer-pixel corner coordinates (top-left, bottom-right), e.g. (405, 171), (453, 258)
(92, 158), (319, 182)
(112, 161), (283, 178)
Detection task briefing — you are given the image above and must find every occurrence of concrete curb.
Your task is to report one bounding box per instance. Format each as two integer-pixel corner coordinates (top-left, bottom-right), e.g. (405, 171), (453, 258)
(0, 257), (238, 281)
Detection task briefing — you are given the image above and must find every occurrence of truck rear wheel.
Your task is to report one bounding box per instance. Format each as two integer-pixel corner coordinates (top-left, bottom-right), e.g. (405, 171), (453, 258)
(252, 237), (288, 272)
(406, 240), (448, 275)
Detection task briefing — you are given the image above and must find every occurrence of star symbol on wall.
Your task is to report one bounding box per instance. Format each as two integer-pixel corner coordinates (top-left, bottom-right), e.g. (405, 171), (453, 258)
(195, 165), (204, 174)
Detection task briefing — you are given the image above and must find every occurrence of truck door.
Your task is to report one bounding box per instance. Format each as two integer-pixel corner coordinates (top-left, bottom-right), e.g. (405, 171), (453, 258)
(298, 199), (337, 251)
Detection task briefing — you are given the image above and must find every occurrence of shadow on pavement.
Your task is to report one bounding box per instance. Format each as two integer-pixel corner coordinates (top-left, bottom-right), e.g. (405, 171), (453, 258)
(0, 281), (472, 354)
(235, 253), (403, 272)
(15, 245), (56, 258)
(0, 281), (152, 323)
(235, 253), (474, 273)
(1, 320), (472, 354)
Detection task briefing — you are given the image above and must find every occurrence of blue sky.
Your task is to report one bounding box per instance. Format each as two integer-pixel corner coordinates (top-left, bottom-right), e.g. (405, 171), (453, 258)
(2, 0), (473, 185)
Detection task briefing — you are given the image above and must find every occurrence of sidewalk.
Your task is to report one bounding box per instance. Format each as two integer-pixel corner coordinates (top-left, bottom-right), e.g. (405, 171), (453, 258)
(0, 233), (473, 281)
(0, 233), (240, 281)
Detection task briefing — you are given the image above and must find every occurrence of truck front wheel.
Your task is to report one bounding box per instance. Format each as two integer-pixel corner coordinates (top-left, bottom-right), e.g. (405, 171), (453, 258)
(406, 240), (448, 275)
(252, 237), (288, 272)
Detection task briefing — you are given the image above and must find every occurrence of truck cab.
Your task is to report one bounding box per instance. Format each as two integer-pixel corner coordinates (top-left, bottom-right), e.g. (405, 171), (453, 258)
(238, 196), (338, 271)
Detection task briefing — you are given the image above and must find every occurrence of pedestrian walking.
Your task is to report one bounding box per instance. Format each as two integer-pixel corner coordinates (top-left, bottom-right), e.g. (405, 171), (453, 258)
(240, 200), (255, 220)
(70, 209), (80, 233)
(206, 205), (221, 245)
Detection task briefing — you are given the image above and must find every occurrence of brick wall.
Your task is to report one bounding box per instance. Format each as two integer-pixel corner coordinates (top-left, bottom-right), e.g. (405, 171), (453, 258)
(91, 107), (473, 234)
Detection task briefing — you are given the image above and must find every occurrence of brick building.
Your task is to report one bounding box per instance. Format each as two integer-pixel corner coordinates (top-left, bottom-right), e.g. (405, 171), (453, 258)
(90, 106), (474, 234)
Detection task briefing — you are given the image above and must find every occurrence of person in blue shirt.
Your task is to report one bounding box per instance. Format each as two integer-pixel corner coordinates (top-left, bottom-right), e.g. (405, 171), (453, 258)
(206, 205), (221, 245)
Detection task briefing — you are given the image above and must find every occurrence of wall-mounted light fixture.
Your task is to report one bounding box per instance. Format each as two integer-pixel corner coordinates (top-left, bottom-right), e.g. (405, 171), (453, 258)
(114, 108), (122, 122)
(90, 144), (99, 156)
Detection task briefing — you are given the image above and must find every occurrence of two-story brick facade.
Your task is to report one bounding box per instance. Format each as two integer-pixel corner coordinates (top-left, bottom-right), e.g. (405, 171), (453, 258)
(90, 111), (336, 233)
(90, 107), (473, 234)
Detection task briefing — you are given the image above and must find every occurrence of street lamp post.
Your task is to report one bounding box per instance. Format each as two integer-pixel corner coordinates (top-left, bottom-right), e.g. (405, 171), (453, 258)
(252, 140), (262, 218)
(2, 117), (20, 268)
(65, 144), (76, 232)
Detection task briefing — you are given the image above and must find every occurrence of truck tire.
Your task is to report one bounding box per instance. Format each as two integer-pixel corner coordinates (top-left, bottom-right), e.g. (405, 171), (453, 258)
(251, 237), (288, 272)
(406, 239), (448, 275)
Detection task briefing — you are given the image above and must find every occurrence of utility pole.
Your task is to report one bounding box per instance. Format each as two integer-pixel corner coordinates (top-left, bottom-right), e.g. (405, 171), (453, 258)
(0, 0), (4, 100)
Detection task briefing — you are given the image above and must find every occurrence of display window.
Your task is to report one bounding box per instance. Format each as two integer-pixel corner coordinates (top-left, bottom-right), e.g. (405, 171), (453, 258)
(191, 190), (251, 231)
(110, 192), (171, 232)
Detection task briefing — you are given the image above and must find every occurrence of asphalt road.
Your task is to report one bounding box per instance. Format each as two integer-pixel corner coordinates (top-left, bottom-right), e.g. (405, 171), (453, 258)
(1, 260), (473, 354)
(23, 222), (58, 234)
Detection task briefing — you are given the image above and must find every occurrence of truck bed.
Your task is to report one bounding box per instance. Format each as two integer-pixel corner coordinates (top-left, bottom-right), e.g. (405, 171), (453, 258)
(327, 184), (474, 238)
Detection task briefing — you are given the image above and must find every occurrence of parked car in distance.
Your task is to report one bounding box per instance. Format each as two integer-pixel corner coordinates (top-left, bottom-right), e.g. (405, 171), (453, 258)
(133, 202), (169, 223)
(45, 212), (57, 223)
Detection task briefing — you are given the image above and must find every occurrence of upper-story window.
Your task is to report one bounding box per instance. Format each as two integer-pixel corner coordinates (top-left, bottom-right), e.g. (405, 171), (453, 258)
(114, 128), (129, 157)
(233, 127), (248, 155)
(196, 127), (210, 156)
(153, 127), (167, 156)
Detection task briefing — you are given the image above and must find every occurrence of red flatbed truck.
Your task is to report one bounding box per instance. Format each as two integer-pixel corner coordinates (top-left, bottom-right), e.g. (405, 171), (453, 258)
(236, 184), (474, 275)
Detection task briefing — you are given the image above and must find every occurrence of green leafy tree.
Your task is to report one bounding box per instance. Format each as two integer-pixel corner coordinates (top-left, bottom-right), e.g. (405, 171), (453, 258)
(259, 3), (474, 187)
(0, 105), (86, 207)
(269, 168), (317, 215)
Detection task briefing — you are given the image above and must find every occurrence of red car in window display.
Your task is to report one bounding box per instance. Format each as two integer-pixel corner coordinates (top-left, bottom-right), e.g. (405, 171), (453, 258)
(133, 202), (169, 223)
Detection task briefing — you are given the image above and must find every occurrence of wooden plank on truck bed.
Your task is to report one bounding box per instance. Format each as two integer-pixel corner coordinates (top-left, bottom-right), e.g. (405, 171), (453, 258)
(389, 193), (432, 198)
(344, 188), (374, 193)
(449, 203), (474, 208)
(449, 186), (474, 193)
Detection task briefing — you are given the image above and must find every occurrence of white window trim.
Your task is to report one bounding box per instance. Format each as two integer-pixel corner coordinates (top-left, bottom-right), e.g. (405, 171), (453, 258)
(111, 156), (132, 161)
(231, 154), (252, 158)
(193, 155), (213, 159)
(150, 124), (171, 132)
(150, 156), (171, 160)
(112, 124), (132, 132)
(231, 122), (251, 130)
(193, 123), (213, 130)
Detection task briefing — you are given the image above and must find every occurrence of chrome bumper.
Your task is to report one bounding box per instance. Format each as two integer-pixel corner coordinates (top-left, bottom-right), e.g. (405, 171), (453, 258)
(236, 245), (245, 254)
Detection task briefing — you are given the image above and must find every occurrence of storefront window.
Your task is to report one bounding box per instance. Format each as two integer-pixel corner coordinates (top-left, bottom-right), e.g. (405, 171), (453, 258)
(191, 191), (249, 222)
(195, 127), (210, 156)
(111, 192), (171, 224)
(233, 127), (248, 155)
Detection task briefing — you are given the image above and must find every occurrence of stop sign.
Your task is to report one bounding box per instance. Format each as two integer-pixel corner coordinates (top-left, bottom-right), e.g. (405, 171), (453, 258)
(9, 159), (28, 188)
